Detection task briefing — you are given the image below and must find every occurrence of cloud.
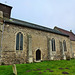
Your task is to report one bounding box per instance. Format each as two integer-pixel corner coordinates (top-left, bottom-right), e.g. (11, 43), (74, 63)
(0, 0), (75, 33)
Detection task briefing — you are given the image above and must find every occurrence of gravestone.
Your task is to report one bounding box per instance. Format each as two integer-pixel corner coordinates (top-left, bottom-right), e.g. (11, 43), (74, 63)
(12, 64), (17, 75)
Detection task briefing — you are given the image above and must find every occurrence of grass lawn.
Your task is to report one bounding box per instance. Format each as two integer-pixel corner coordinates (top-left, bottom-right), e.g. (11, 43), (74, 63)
(0, 59), (75, 75)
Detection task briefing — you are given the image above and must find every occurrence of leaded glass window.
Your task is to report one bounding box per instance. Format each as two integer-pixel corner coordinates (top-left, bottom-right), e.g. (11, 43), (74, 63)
(63, 40), (67, 51)
(16, 32), (23, 50)
(51, 38), (56, 51)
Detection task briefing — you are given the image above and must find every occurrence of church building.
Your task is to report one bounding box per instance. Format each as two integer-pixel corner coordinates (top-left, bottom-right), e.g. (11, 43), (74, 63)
(0, 3), (74, 65)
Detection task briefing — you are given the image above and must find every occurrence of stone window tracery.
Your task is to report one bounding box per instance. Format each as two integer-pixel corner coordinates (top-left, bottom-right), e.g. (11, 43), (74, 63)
(51, 38), (56, 51)
(16, 32), (23, 50)
(63, 40), (67, 51)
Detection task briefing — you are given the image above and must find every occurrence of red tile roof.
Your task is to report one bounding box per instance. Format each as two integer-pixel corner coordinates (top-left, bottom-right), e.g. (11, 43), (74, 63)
(54, 27), (75, 41)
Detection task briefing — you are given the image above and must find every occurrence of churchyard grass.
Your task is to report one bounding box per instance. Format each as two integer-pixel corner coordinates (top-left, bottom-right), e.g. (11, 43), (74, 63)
(0, 59), (75, 75)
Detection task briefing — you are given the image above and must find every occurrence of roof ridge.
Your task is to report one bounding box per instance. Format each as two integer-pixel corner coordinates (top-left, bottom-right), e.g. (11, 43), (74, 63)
(0, 3), (12, 8)
(54, 26), (70, 32)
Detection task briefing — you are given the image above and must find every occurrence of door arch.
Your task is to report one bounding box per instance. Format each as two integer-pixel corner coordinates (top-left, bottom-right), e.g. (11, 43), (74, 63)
(36, 49), (41, 61)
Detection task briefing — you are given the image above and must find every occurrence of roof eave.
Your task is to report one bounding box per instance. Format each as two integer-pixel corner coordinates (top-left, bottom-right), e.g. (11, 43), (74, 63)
(4, 20), (69, 37)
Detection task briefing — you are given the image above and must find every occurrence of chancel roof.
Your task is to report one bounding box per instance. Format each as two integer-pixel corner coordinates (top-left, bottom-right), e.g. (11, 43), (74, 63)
(54, 26), (75, 41)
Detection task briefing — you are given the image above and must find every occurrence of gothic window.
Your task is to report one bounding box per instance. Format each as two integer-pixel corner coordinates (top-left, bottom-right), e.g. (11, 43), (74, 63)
(63, 40), (67, 51)
(51, 38), (56, 51)
(16, 32), (23, 50)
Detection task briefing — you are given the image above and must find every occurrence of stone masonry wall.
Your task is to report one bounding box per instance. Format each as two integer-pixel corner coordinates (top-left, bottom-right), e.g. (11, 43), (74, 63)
(71, 41), (75, 58)
(1, 23), (71, 64)
(0, 11), (3, 64)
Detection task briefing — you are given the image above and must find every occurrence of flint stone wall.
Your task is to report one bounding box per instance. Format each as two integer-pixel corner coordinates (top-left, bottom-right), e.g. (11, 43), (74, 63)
(1, 23), (71, 64)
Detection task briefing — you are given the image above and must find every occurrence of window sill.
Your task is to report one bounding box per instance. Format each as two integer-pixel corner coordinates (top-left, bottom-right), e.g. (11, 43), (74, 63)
(16, 50), (23, 52)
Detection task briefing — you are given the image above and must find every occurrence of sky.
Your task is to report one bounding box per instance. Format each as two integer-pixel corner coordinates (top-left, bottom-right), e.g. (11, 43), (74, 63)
(0, 0), (75, 33)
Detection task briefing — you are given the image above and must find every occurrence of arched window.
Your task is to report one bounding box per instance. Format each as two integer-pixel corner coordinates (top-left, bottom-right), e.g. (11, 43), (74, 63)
(16, 32), (23, 50)
(63, 40), (67, 51)
(51, 38), (56, 51)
